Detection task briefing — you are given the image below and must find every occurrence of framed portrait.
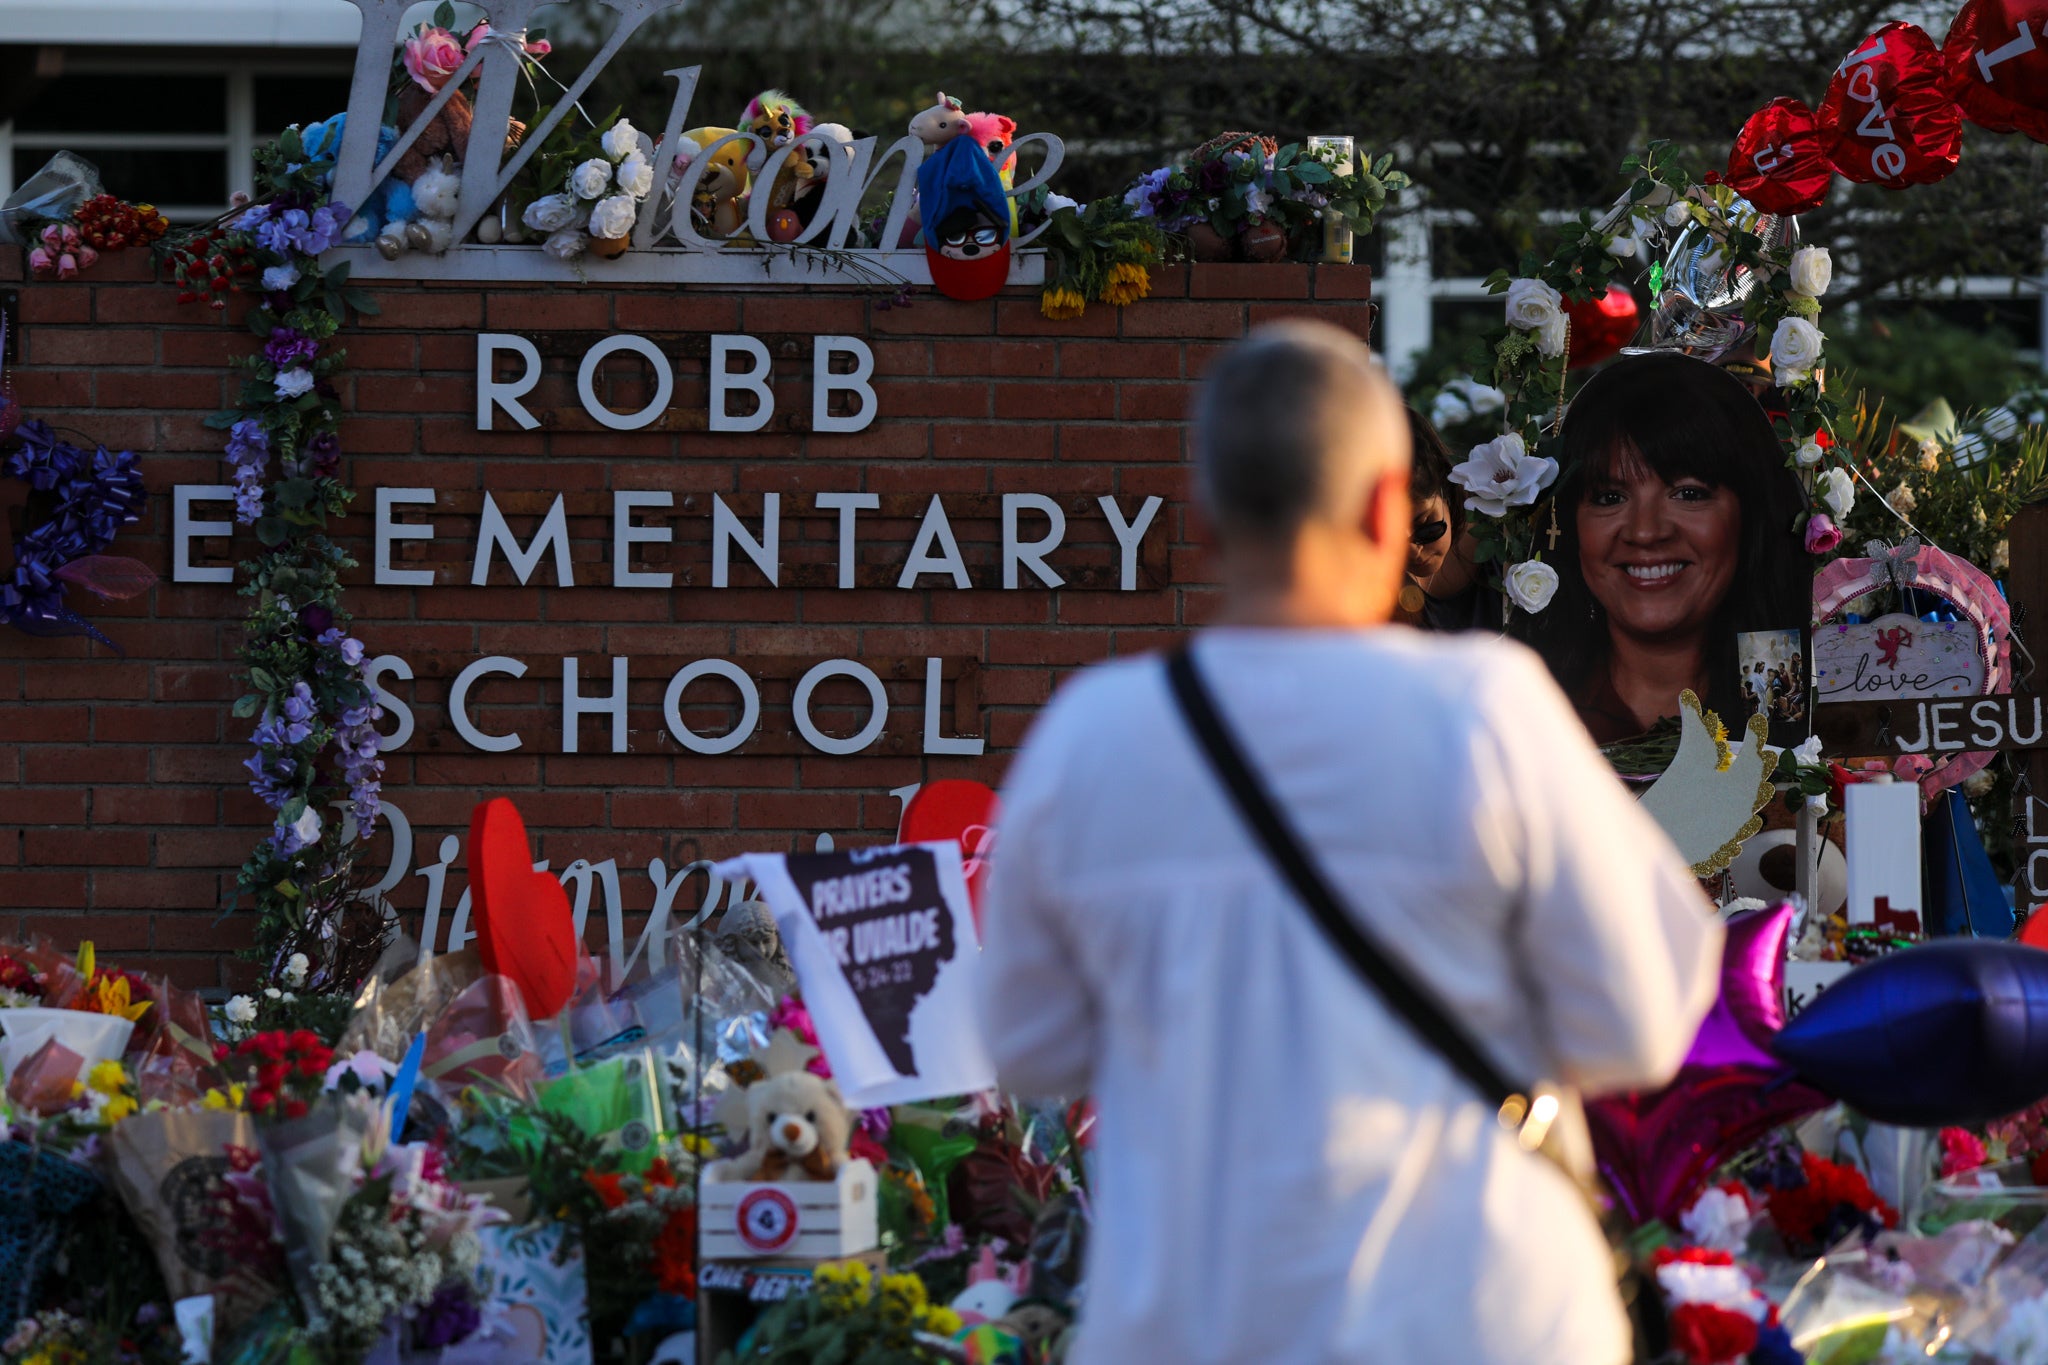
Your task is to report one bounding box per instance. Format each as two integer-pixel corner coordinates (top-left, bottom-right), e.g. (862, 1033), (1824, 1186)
(1736, 626), (1810, 748)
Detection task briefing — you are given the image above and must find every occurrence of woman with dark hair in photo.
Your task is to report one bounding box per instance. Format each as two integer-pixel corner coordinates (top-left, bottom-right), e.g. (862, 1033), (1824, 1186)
(1398, 406), (1497, 631)
(1517, 352), (1810, 743)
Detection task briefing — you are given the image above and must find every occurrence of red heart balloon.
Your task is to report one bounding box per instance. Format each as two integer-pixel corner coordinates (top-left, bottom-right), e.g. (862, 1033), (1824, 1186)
(1944, 0), (2048, 143)
(1726, 97), (1835, 215)
(467, 798), (579, 1021)
(1564, 284), (1639, 370)
(899, 779), (1001, 932)
(1818, 23), (1964, 187)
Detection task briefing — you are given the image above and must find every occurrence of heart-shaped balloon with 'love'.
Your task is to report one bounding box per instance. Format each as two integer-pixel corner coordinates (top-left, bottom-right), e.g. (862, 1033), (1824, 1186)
(1725, 97), (1835, 215)
(468, 798), (580, 1021)
(1818, 23), (1964, 188)
(1943, 0), (2048, 143)
(900, 779), (1001, 933)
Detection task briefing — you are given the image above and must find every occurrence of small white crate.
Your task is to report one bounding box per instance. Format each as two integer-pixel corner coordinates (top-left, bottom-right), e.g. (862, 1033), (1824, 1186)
(699, 1159), (878, 1260)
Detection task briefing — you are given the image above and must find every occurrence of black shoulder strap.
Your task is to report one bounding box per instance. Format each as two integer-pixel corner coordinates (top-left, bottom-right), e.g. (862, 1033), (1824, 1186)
(1164, 643), (1522, 1111)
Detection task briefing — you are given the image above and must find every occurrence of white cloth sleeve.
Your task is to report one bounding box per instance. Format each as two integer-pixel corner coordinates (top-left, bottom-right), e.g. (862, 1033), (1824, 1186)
(976, 699), (1100, 1099)
(1472, 645), (1724, 1095)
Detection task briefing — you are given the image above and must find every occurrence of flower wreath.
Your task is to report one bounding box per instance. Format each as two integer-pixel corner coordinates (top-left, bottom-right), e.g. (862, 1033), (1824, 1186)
(1450, 141), (1842, 622)
(0, 415), (154, 647)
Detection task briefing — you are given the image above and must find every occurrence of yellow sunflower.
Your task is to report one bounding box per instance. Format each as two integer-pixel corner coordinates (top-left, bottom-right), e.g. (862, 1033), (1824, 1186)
(1039, 287), (1086, 321)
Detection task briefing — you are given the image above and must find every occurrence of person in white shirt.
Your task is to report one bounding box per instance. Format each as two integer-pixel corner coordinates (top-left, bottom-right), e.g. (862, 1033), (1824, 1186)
(978, 320), (1722, 1365)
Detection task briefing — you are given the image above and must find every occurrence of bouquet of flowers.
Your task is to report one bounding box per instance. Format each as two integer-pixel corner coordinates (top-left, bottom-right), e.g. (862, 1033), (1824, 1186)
(1123, 133), (1406, 263)
(520, 115), (656, 262)
(734, 1259), (964, 1365)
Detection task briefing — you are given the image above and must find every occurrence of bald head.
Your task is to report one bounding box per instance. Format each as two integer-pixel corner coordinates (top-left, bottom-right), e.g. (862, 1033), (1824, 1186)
(1194, 321), (1409, 546)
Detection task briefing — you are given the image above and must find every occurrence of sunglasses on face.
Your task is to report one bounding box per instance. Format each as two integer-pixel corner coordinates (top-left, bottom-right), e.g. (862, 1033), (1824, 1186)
(1410, 518), (1449, 546)
(942, 223), (1003, 248)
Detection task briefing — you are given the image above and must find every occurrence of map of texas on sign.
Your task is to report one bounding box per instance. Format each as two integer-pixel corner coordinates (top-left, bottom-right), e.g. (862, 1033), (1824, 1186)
(717, 843), (996, 1106)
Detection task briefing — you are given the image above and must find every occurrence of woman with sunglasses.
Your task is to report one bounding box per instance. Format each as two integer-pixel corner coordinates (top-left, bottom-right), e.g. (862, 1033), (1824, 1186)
(1395, 407), (1493, 630)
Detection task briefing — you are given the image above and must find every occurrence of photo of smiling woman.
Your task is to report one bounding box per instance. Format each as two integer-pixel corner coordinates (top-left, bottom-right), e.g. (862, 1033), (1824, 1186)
(1519, 352), (1811, 745)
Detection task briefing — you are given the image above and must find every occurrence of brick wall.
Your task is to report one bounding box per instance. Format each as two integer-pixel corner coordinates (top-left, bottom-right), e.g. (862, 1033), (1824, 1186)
(0, 248), (1372, 987)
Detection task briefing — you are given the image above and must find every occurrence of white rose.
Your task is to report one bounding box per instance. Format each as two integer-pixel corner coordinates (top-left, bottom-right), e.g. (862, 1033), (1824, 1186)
(1818, 466), (1855, 520)
(290, 805), (322, 846)
(1788, 245), (1831, 299)
(543, 227), (589, 260)
(570, 157), (613, 201)
(1503, 278), (1564, 338)
(225, 995), (257, 1025)
(601, 119), (639, 162)
(1454, 378), (1506, 415)
(1679, 1186), (1755, 1255)
(274, 368), (314, 399)
(284, 952), (309, 988)
(261, 264), (300, 291)
(1887, 483), (1917, 515)
(615, 151), (654, 200)
(1430, 390), (1472, 427)
(1448, 431), (1559, 518)
(1503, 559), (1560, 614)
(1536, 312), (1569, 359)
(1043, 192), (1080, 213)
(1663, 201), (1693, 228)
(522, 193), (580, 232)
(1770, 315), (1825, 385)
(588, 194), (637, 240)
(1794, 439), (1825, 467)
(1606, 234), (1637, 259)
(1793, 735), (1823, 766)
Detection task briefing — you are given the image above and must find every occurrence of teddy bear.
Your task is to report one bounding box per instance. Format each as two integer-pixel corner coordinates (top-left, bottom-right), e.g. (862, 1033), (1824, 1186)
(403, 154), (463, 254)
(299, 115), (420, 258)
(910, 93), (972, 146)
(703, 1068), (852, 1183)
(676, 127), (751, 238)
(384, 82), (525, 255)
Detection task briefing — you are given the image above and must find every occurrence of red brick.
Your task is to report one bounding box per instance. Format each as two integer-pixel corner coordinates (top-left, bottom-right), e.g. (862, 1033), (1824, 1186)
(486, 294), (612, 331)
(1314, 264), (1375, 300)
(19, 286), (91, 324)
(26, 829), (150, 865)
(1061, 340), (1181, 379)
(1189, 264), (1313, 300)
(28, 329), (156, 365)
(1120, 301), (1247, 339)
(360, 290), (486, 330)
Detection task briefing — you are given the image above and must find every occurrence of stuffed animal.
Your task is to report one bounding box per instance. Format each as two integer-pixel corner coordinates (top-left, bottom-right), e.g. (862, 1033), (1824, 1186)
(704, 1068), (852, 1183)
(909, 93), (972, 146)
(741, 89), (813, 172)
(300, 115), (418, 258)
(964, 112), (1019, 234)
(778, 123), (853, 230)
(677, 127), (751, 238)
(384, 83), (524, 255)
(951, 1246), (1028, 1326)
(404, 155), (463, 253)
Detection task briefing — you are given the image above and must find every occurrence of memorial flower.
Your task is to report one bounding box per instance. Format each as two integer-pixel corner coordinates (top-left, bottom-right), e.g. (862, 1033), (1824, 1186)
(1770, 316), (1824, 386)
(1503, 279), (1567, 358)
(1788, 246), (1832, 299)
(1448, 432), (1557, 518)
(403, 25), (467, 92)
(1503, 560), (1559, 613)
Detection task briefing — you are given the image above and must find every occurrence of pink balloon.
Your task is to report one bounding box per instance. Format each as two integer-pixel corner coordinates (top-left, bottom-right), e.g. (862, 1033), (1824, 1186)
(1586, 904), (1828, 1224)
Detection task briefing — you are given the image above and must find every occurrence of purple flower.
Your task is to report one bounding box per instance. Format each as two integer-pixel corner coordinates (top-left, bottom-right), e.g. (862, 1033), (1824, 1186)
(263, 328), (319, 370)
(1197, 159), (1230, 194)
(282, 681), (316, 725)
(233, 485), (265, 525)
(412, 1283), (482, 1349)
(256, 217), (294, 255)
(235, 205), (273, 232)
(299, 604), (334, 637)
(305, 430), (341, 476)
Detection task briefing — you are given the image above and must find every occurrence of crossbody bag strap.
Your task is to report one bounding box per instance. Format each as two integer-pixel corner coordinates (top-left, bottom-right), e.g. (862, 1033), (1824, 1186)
(1164, 643), (1549, 1142)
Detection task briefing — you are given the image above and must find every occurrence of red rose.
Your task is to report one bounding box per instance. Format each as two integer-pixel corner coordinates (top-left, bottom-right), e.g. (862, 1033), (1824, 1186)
(1669, 1302), (1759, 1365)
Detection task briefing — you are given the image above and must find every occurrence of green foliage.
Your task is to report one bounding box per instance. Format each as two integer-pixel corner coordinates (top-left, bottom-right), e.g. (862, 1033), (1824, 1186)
(1826, 309), (2043, 423)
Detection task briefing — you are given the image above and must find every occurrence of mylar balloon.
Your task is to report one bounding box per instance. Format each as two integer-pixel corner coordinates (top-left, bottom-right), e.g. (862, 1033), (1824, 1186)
(1772, 941), (2048, 1126)
(1565, 285), (1639, 369)
(1726, 97), (1835, 215)
(1943, 0), (2048, 143)
(1818, 23), (1964, 187)
(1586, 906), (1830, 1223)
(468, 797), (580, 1021)
(900, 779), (1001, 930)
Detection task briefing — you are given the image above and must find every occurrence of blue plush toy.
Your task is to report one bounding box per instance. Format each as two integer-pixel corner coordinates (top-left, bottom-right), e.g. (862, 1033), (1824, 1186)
(300, 113), (416, 253)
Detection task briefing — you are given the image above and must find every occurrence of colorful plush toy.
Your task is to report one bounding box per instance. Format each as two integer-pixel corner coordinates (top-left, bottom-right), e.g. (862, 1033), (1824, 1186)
(703, 1068), (853, 1182)
(741, 89), (814, 171)
(909, 92), (972, 146)
(917, 132), (1013, 300)
(676, 127), (751, 238)
(300, 115), (418, 259)
(965, 111), (1020, 233)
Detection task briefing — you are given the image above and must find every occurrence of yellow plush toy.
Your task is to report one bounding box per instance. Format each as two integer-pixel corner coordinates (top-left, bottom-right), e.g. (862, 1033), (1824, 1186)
(678, 127), (751, 238)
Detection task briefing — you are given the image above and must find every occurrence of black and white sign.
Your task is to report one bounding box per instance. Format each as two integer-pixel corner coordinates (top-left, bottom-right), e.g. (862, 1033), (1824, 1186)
(717, 842), (995, 1106)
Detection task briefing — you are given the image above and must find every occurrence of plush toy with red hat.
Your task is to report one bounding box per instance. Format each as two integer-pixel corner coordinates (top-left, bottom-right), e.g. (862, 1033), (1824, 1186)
(917, 133), (1013, 301)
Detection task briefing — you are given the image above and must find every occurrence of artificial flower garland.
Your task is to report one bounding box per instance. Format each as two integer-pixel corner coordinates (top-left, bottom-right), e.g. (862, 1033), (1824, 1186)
(1450, 141), (1844, 620)
(158, 138), (391, 986)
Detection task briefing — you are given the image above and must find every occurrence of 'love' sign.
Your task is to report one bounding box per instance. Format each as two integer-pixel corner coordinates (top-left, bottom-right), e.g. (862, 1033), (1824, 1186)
(1818, 23), (1963, 187)
(1814, 614), (1986, 702)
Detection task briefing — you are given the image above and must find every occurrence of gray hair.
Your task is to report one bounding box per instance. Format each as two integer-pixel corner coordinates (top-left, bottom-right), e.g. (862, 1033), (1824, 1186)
(1193, 320), (1407, 542)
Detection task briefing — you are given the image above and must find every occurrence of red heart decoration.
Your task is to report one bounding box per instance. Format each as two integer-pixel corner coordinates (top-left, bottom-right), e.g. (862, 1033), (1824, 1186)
(899, 779), (1001, 933)
(1818, 23), (1964, 188)
(1564, 284), (1639, 370)
(1725, 97), (1835, 215)
(1944, 0), (2048, 144)
(467, 798), (579, 1021)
